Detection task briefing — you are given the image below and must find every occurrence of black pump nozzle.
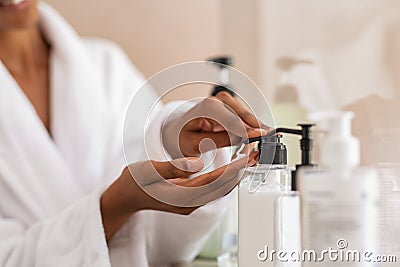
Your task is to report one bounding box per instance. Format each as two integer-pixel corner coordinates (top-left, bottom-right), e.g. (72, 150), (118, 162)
(208, 56), (233, 67)
(207, 56), (235, 96)
(266, 124), (314, 166)
(244, 134), (287, 165)
(244, 123), (315, 190)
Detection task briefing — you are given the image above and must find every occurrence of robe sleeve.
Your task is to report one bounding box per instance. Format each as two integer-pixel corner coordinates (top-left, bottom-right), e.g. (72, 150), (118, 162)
(0, 186), (111, 267)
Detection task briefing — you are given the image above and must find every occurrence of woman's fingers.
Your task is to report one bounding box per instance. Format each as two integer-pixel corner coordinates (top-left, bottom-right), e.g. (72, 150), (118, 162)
(188, 98), (268, 139)
(177, 155), (257, 206)
(165, 94), (271, 157)
(184, 118), (264, 151)
(128, 152), (259, 209)
(150, 157), (204, 179)
(128, 158), (204, 188)
(215, 91), (273, 132)
(173, 153), (257, 188)
(185, 131), (236, 154)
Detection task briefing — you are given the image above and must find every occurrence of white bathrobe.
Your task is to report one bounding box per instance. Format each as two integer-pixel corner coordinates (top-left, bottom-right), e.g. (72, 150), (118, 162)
(0, 3), (230, 267)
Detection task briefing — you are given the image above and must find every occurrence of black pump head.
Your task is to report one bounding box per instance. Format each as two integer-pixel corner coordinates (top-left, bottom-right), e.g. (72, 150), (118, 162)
(265, 123), (315, 166)
(243, 124), (316, 191)
(207, 56), (233, 67)
(244, 134), (287, 165)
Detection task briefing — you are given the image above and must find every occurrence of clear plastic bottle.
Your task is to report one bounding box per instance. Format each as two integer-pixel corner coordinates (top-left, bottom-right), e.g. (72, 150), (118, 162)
(274, 189), (301, 267)
(378, 163), (400, 257)
(238, 135), (290, 267)
(298, 112), (380, 267)
(239, 164), (290, 267)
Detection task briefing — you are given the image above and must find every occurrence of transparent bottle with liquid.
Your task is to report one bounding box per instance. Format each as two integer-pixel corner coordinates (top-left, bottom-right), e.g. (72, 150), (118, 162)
(273, 124), (316, 267)
(238, 135), (290, 267)
(274, 183), (302, 267)
(378, 163), (400, 257)
(298, 112), (380, 267)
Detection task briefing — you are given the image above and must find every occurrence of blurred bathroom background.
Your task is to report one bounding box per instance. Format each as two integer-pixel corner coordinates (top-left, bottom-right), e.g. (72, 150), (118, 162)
(47, 0), (400, 262)
(47, 0), (400, 166)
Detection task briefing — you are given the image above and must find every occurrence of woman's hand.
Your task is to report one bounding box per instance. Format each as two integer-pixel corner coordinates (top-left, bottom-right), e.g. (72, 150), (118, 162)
(100, 152), (258, 241)
(162, 91), (272, 158)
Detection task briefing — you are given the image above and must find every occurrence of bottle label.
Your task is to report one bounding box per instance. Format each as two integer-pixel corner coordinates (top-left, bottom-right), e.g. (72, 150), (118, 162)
(301, 190), (379, 266)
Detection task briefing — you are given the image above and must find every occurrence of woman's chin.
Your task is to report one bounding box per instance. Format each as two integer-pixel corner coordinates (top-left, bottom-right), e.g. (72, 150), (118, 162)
(0, 0), (37, 30)
(0, 0), (32, 11)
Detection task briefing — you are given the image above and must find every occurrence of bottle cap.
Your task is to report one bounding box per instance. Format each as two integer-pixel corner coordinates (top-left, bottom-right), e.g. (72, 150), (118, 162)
(258, 135), (287, 165)
(318, 112), (360, 169)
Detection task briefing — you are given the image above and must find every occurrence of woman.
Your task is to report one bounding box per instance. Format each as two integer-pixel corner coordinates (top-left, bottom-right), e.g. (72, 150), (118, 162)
(0, 0), (266, 266)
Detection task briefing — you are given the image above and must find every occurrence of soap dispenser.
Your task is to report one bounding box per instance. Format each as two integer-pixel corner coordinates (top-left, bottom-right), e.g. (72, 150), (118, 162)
(238, 135), (290, 267)
(298, 112), (380, 267)
(272, 124), (315, 267)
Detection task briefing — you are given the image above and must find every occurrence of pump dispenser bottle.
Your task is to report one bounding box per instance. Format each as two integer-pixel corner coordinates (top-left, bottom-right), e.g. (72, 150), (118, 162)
(238, 135), (290, 267)
(273, 124), (315, 267)
(238, 124), (315, 267)
(298, 112), (380, 267)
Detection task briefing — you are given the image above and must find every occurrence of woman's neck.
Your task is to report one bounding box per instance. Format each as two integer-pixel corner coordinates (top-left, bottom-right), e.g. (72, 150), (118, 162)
(0, 24), (51, 133)
(0, 25), (49, 74)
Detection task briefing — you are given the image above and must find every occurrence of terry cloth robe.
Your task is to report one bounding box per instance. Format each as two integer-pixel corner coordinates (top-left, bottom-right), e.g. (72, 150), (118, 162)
(0, 2), (231, 267)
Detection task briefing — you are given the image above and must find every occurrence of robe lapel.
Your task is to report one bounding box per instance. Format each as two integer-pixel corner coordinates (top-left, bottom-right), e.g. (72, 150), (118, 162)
(0, 62), (83, 224)
(0, 2), (111, 224)
(40, 3), (111, 194)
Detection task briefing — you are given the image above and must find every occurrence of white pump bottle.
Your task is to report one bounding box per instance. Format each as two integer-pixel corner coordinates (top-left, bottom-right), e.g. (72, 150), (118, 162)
(298, 112), (380, 267)
(238, 135), (290, 267)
